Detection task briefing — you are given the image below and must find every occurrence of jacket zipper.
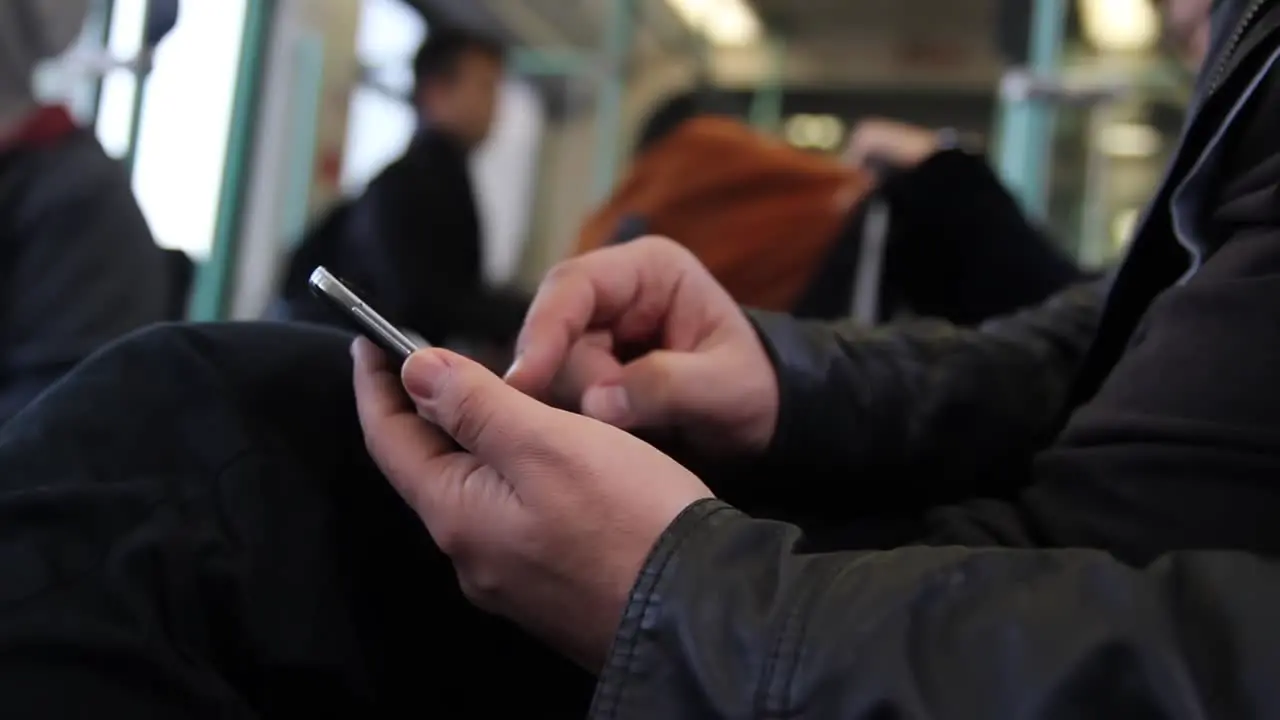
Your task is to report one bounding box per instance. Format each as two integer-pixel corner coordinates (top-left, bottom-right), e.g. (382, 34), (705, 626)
(1209, 0), (1270, 92)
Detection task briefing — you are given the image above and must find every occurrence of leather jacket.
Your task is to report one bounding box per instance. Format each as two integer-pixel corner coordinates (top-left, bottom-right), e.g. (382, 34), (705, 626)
(755, 280), (1104, 489)
(590, 1), (1280, 717)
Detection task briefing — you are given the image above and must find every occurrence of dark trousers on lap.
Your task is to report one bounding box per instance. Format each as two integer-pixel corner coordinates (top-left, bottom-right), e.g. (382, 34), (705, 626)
(0, 323), (594, 716)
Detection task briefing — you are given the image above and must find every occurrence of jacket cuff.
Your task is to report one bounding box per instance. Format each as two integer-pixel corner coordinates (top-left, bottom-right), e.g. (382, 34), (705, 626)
(747, 308), (861, 472)
(590, 499), (741, 718)
(589, 498), (856, 719)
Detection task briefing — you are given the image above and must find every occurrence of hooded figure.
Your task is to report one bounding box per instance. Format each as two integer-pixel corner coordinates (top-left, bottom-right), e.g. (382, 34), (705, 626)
(0, 0), (171, 426)
(0, 0), (91, 133)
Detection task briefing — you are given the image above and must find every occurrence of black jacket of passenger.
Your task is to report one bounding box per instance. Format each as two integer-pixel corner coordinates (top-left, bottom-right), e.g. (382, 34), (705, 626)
(795, 149), (1085, 325)
(0, 127), (169, 425)
(280, 129), (528, 347)
(590, 1), (1280, 717)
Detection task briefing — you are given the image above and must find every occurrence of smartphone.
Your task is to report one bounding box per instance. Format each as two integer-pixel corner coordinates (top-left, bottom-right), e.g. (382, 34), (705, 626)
(308, 266), (426, 363)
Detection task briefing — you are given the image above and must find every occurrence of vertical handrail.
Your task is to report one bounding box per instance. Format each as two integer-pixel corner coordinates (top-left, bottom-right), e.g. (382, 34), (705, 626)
(120, 0), (154, 177)
(748, 37), (787, 135)
(82, 0), (116, 122)
(279, 29), (325, 250)
(188, 0), (275, 321)
(591, 0), (638, 201)
(992, 0), (1067, 218)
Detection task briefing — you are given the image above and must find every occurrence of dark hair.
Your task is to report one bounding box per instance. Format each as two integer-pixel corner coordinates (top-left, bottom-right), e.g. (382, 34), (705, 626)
(634, 94), (703, 156)
(412, 27), (505, 91)
(634, 84), (739, 157)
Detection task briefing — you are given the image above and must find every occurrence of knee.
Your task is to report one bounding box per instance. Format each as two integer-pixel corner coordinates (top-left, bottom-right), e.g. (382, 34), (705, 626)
(82, 321), (355, 393)
(116, 320), (349, 357)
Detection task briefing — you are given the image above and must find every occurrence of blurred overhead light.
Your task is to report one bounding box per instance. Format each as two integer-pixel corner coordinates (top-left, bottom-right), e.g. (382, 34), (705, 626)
(1096, 121), (1162, 158)
(1112, 207), (1140, 255)
(1078, 0), (1160, 53)
(666, 0), (761, 47)
(784, 114), (845, 152)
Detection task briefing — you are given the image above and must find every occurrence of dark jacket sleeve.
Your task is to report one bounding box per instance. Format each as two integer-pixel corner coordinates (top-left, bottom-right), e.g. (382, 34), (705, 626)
(753, 279), (1104, 488)
(360, 137), (530, 346)
(591, 499), (1280, 719)
(0, 130), (169, 374)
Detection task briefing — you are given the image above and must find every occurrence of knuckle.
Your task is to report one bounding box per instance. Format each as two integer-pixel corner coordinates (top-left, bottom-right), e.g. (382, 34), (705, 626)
(449, 387), (498, 448)
(635, 364), (677, 417)
(634, 234), (685, 259)
(460, 571), (499, 604)
(645, 357), (676, 393)
(634, 236), (704, 281)
(541, 258), (581, 288)
(430, 518), (467, 558)
(468, 566), (504, 599)
(456, 563), (503, 611)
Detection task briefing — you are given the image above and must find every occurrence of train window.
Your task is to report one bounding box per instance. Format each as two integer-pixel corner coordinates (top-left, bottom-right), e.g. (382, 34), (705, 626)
(341, 0), (546, 284)
(95, 0), (250, 259)
(472, 80), (546, 285)
(342, 85), (418, 193)
(341, 0), (426, 192)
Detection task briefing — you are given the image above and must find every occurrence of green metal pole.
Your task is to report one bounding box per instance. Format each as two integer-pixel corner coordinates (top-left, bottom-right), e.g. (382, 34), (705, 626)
(120, 0), (152, 177)
(748, 37), (786, 134)
(992, 0), (1066, 218)
(83, 0), (116, 123)
(512, 48), (591, 77)
(280, 29), (325, 249)
(592, 0), (638, 201)
(188, 0), (274, 321)
(692, 29), (711, 84)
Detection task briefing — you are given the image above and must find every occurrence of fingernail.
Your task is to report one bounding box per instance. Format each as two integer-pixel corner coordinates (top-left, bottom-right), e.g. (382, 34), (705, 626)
(402, 351), (447, 400)
(582, 385), (630, 424)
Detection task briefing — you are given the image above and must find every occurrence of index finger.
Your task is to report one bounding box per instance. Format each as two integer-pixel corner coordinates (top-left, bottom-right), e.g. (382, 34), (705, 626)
(507, 238), (683, 395)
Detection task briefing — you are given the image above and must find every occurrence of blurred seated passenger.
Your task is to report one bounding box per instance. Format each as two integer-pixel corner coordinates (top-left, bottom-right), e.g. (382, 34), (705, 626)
(276, 27), (529, 352)
(575, 102), (875, 314)
(0, 0), (170, 425)
(575, 97), (1083, 325)
(795, 118), (1085, 325)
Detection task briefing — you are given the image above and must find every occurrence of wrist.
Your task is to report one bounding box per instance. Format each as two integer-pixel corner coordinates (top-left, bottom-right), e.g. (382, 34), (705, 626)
(743, 315), (782, 456)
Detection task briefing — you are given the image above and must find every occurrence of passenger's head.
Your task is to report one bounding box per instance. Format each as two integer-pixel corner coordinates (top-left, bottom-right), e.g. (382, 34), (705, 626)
(634, 94), (702, 157)
(0, 0), (90, 128)
(1157, 0), (1213, 69)
(412, 27), (505, 150)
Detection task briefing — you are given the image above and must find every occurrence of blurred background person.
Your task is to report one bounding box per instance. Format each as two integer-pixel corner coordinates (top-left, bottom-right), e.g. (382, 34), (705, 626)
(277, 26), (529, 355)
(574, 99), (878, 316)
(0, 0), (170, 426)
(575, 94), (1084, 326)
(812, 116), (1085, 325)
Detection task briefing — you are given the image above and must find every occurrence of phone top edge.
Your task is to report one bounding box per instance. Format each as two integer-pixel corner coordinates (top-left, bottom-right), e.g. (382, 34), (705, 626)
(308, 266), (346, 302)
(307, 265), (424, 361)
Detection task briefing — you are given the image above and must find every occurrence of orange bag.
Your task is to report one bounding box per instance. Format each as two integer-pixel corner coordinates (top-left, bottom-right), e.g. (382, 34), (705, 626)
(575, 117), (874, 312)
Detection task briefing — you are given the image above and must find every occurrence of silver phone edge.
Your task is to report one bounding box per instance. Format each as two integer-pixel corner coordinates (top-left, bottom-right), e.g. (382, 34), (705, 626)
(308, 266), (424, 359)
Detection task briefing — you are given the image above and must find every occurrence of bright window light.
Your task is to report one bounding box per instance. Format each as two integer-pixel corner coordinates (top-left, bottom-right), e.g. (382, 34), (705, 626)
(95, 0), (148, 157)
(1078, 0), (1160, 53)
(95, 0), (249, 259)
(343, 85), (419, 193)
(1111, 207), (1140, 254)
(1096, 121), (1162, 159)
(356, 0), (424, 65)
(784, 114), (846, 152)
(666, 0), (761, 46)
(342, 0), (427, 192)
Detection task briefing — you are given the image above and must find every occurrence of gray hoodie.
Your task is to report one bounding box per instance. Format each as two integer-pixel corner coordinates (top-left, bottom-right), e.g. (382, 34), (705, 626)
(0, 0), (171, 426)
(0, 0), (90, 134)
